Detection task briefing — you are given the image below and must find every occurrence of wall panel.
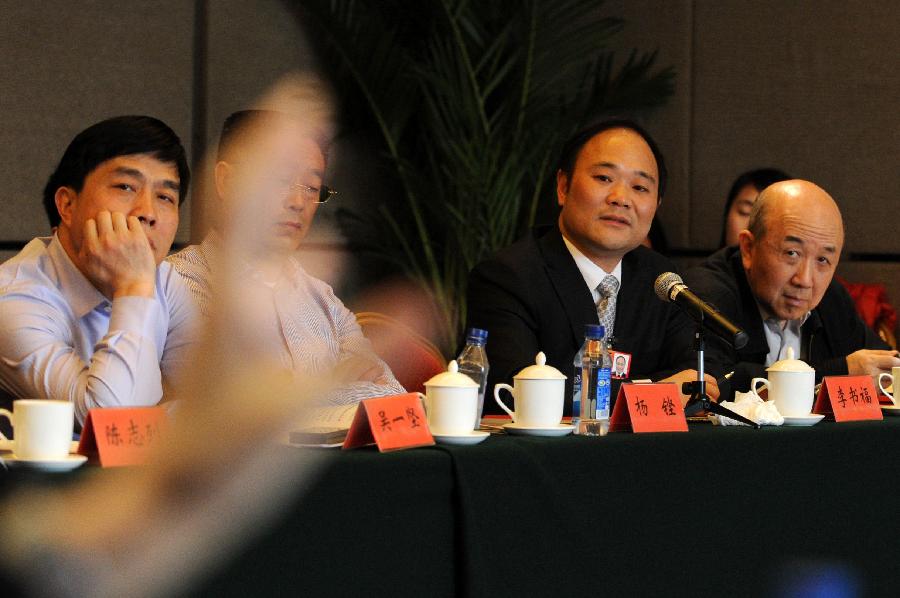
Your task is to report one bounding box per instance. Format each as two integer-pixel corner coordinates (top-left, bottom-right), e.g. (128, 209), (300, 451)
(690, 1), (900, 254)
(602, 0), (695, 249)
(0, 1), (195, 242)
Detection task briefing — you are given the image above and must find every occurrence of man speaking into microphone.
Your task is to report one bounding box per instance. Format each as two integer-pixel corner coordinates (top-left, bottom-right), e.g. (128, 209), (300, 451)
(685, 180), (897, 400)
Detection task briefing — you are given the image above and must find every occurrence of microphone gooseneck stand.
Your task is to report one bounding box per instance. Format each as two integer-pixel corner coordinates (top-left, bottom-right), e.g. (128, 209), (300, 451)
(682, 313), (761, 428)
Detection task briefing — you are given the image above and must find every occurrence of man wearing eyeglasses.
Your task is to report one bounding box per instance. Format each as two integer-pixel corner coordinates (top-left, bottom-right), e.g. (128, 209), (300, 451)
(168, 110), (404, 404)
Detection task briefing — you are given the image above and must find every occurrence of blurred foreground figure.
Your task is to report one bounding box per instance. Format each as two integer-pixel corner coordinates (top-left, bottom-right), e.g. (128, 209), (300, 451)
(0, 116), (198, 427)
(168, 106), (404, 404)
(1, 73), (427, 598)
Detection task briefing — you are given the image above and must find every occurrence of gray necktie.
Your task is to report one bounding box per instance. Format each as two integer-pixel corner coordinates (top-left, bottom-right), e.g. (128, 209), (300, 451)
(596, 275), (619, 340)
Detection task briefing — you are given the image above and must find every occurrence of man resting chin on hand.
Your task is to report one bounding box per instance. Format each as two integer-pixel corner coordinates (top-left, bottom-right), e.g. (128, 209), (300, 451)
(0, 116), (199, 427)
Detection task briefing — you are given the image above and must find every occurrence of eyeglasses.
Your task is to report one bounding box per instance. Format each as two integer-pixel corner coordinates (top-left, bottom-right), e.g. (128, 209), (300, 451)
(231, 161), (339, 204)
(288, 183), (339, 204)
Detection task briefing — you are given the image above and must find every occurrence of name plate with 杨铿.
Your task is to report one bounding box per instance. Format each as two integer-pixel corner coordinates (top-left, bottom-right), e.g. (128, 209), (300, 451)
(609, 383), (688, 433)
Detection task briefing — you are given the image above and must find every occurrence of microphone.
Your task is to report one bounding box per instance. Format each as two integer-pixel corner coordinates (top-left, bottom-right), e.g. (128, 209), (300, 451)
(654, 272), (749, 349)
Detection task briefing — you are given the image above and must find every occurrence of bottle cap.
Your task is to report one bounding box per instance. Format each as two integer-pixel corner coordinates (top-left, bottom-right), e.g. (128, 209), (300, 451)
(466, 328), (488, 344)
(584, 324), (605, 339)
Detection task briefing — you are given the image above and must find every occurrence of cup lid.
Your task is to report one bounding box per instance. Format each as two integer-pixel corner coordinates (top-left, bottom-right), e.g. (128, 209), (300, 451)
(424, 360), (479, 388)
(766, 347), (815, 373)
(513, 352), (567, 380)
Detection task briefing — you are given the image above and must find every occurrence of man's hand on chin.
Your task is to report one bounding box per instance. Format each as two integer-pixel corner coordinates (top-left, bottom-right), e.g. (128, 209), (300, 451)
(80, 211), (157, 299)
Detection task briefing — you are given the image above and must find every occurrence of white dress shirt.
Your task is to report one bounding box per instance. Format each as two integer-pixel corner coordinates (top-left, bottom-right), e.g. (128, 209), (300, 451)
(561, 235), (622, 304)
(166, 234), (406, 405)
(0, 236), (199, 424)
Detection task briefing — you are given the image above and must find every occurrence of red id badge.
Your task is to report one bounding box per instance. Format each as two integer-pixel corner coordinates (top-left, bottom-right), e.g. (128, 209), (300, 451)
(609, 350), (632, 379)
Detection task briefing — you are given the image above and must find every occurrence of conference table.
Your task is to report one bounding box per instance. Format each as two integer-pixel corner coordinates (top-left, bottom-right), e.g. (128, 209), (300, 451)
(5, 417), (900, 596)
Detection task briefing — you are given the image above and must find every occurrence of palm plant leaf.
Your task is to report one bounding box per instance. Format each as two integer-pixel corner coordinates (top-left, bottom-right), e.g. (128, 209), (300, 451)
(288, 0), (675, 352)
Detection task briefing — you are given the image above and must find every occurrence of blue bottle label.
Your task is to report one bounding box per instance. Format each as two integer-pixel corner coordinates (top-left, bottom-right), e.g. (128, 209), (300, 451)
(595, 367), (611, 418)
(572, 370), (582, 419)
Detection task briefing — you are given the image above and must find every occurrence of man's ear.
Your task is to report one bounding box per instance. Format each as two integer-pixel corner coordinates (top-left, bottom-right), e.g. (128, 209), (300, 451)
(54, 187), (76, 228)
(556, 170), (568, 207)
(214, 160), (233, 202)
(738, 229), (755, 271)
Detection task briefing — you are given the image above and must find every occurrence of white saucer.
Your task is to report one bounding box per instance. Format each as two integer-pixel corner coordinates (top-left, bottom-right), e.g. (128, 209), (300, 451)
(0, 439), (80, 453)
(782, 413), (825, 426)
(1, 454), (87, 472)
(881, 404), (900, 416)
(502, 423), (574, 437)
(432, 430), (490, 446)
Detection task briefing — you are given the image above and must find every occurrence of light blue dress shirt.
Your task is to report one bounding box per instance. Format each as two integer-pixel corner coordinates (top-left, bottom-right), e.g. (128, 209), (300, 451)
(0, 236), (198, 424)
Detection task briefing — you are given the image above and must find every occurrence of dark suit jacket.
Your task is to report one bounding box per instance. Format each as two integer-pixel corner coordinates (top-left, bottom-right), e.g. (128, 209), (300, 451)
(684, 247), (889, 399)
(466, 225), (697, 416)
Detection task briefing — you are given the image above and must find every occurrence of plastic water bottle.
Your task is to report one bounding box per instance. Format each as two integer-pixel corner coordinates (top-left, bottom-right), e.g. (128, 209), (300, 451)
(573, 324), (601, 431)
(578, 324), (611, 436)
(456, 328), (489, 430)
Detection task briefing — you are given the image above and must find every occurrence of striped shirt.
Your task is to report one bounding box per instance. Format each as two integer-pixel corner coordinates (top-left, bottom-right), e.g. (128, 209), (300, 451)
(166, 234), (405, 405)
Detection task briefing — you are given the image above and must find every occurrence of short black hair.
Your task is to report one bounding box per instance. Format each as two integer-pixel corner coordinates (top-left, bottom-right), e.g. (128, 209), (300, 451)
(218, 109), (273, 162)
(217, 109), (331, 163)
(719, 168), (791, 247)
(42, 115), (190, 228)
(556, 118), (667, 200)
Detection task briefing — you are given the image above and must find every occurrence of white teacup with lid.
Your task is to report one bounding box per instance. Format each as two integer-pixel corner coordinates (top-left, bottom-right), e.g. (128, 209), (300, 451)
(493, 352), (567, 427)
(419, 360), (479, 434)
(750, 347), (816, 417)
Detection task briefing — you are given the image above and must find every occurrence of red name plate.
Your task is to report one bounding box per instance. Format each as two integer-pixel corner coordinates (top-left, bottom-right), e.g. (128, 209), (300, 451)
(77, 407), (167, 467)
(813, 376), (882, 422)
(609, 383), (688, 433)
(343, 393), (434, 452)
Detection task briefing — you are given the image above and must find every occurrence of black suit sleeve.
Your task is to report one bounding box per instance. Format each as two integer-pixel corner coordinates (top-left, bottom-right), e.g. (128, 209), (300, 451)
(713, 355), (768, 404)
(815, 281), (891, 377)
(465, 258), (542, 415)
(683, 264), (762, 398)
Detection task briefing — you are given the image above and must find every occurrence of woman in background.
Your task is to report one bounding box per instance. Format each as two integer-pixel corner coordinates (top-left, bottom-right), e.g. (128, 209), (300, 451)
(720, 168), (790, 247)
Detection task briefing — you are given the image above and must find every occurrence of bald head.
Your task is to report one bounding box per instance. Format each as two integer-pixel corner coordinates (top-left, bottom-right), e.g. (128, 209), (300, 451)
(739, 180), (844, 321)
(747, 180), (844, 244)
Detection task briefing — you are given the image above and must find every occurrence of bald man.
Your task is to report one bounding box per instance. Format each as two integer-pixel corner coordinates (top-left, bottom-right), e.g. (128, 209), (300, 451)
(685, 180), (897, 399)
